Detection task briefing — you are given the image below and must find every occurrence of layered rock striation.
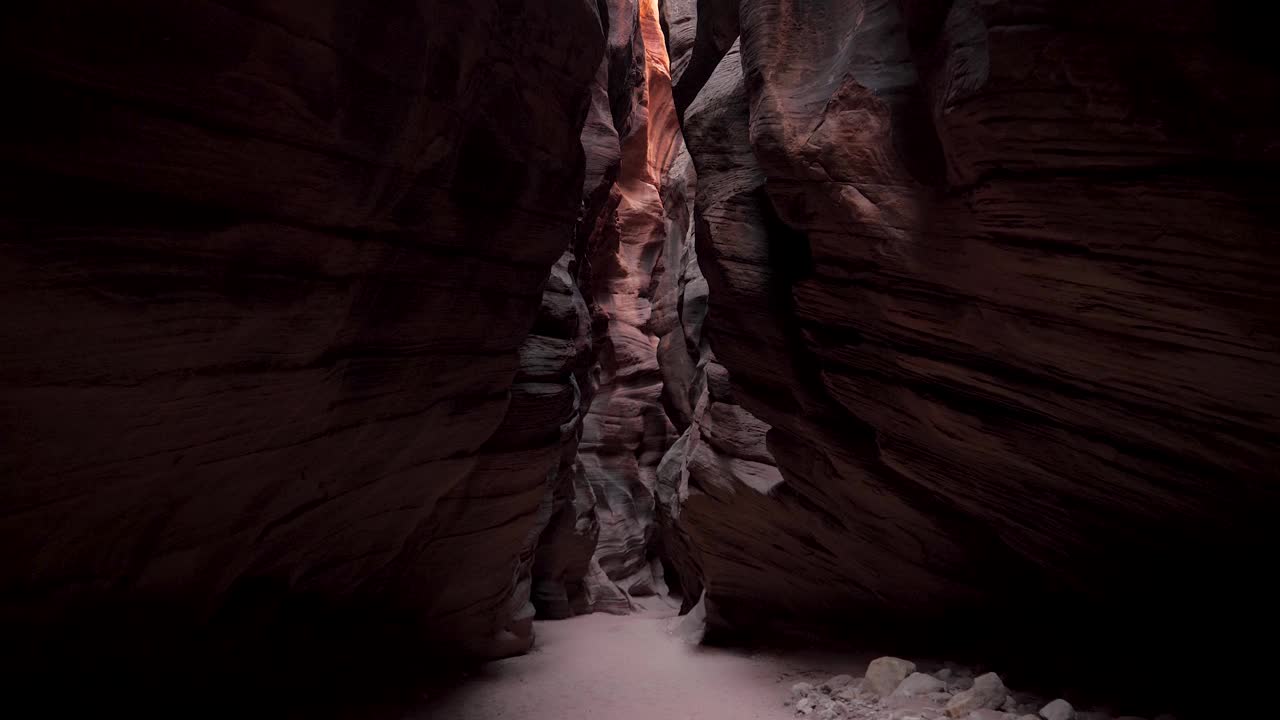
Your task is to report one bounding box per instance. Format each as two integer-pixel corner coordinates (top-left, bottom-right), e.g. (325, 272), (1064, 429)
(671, 0), (1280, 707)
(2, 1), (1278, 714)
(0, 0), (606, 688)
(574, 0), (689, 607)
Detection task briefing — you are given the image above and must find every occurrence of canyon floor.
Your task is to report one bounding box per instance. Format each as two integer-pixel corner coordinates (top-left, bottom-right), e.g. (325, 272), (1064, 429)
(416, 602), (865, 720)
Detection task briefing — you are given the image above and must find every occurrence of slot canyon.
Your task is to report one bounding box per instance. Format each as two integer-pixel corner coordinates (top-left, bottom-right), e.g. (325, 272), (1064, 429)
(2, 1), (1277, 718)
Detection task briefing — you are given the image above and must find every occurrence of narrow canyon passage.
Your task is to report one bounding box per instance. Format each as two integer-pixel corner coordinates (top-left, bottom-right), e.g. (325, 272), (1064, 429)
(2, 1), (1278, 718)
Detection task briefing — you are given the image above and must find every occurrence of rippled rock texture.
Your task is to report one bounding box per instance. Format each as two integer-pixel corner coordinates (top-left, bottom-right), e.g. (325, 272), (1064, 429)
(575, 0), (686, 607)
(3, 1), (1278, 714)
(673, 0), (1280, 704)
(0, 0), (605, 687)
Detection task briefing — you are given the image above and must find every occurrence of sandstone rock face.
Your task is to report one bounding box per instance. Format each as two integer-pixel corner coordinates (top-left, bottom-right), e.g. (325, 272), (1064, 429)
(4, 1), (1279, 715)
(0, 0), (605, 683)
(506, 251), (595, 629)
(576, 0), (689, 605)
(675, 0), (1274, 666)
(674, 0), (1280, 708)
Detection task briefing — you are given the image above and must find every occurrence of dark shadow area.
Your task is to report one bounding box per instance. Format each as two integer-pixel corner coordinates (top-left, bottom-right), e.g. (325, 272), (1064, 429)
(1, 591), (482, 718)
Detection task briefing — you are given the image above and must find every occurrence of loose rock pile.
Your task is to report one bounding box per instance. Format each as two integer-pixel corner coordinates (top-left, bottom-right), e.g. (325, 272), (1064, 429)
(783, 657), (1175, 720)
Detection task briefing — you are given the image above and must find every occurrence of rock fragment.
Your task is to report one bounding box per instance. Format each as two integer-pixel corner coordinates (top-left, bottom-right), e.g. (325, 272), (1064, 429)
(1040, 699), (1075, 720)
(946, 673), (1008, 717)
(867, 657), (919, 697)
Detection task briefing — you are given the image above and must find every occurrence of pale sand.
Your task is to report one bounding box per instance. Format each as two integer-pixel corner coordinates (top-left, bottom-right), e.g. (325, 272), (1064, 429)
(415, 603), (870, 720)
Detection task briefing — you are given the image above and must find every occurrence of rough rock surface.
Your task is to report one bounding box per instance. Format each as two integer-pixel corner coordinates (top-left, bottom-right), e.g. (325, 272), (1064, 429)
(525, 252), (597, 621)
(672, 0), (1280, 707)
(947, 673), (1008, 717)
(894, 672), (947, 698)
(784, 659), (1169, 720)
(867, 657), (920, 698)
(1040, 699), (1077, 720)
(4, 1), (1279, 716)
(575, 0), (698, 606)
(0, 0), (605, 687)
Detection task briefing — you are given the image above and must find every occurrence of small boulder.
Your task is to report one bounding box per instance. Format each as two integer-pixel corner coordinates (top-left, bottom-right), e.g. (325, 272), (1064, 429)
(894, 672), (948, 698)
(946, 673), (1008, 718)
(822, 674), (855, 692)
(935, 668), (954, 681)
(1040, 699), (1075, 720)
(867, 657), (919, 697)
(796, 696), (815, 715)
(792, 682), (815, 699)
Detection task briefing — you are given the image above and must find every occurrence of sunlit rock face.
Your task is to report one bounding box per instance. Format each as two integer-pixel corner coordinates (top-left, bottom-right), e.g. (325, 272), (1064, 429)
(0, 0), (604, 681)
(575, 0), (689, 606)
(674, 0), (1280, 705)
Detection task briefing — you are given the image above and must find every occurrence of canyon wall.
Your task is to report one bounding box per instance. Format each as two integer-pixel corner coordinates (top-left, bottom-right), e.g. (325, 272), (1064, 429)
(574, 0), (689, 607)
(2, 0), (1278, 713)
(0, 0), (605, 687)
(671, 0), (1280, 706)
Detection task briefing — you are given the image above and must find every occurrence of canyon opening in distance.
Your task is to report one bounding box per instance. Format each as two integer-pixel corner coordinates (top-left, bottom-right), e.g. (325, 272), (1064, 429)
(1, 1), (1277, 718)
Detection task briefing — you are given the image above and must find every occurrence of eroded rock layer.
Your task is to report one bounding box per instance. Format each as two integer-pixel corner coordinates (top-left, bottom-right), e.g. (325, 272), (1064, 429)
(575, 0), (686, 606)
(674, 0), (1280, 706)
(0, 0), (605, 687)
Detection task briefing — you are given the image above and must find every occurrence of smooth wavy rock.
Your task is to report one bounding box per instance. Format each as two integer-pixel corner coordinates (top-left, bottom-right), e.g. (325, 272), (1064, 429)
(677, 0), (1280, 706)
(0, 0), (606, 681)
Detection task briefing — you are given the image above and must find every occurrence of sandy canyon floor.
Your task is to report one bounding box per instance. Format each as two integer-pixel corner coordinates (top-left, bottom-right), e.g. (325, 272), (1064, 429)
(416, 603), (864, 720)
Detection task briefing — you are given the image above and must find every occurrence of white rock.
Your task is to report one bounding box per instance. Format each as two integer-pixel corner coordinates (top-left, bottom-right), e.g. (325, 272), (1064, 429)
(946, 673), (1008, 718)
(894, 672), (948, 698)
(935, 668), (954, 681)
(792, 682), (815, 699)
(797, 696), (815, 714)
(1040, 699), (1075, 720)
(867, 657), (919, 697)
